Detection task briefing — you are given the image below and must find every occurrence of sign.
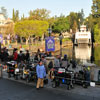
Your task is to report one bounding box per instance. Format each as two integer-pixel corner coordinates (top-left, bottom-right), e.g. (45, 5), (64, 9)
(90, 82), (95, 87)
(59, 35), (63, 45)
(45, 37), (55, 52)
(0, 34), (3, 44)
(58, 68), (65, 73)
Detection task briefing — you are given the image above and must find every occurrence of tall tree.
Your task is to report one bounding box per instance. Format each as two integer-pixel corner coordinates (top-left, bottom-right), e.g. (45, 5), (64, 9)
(90, 0), (100, 43)
(77, 9), (84, 29)
(12, 9), (19, 22)
(14, 20), (49, 44)
(68, 12), (78, 33)
(29, 8), (50, 20)
(72, 20), (78, 33)
(16, 10), (19, 21)
(52, 15), (70, 33)
(12, 8), (16, 22)
(21, 14), (25, 20)
(92, 0), (100, 17)
(5, 22), (14, 35)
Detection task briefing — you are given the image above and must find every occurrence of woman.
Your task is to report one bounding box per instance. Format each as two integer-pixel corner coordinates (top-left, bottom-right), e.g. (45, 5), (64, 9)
(36, 61), (46, 90)
(13, 48), (18, 61)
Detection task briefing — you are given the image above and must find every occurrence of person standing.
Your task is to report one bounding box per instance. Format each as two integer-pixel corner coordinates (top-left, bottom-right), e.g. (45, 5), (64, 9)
(54, 55), (60, 67)
(13, 48), (18, 61)
(0, 49), (4, 62)
(25, 50), (30, 62)
(61, 54), (68, 68)
(3, 48), (9, 63)
(84, 66), (90, 86)
(36, 61), (46, 90)
(41, 56), (47, 72)
(18, 51), (25, 62)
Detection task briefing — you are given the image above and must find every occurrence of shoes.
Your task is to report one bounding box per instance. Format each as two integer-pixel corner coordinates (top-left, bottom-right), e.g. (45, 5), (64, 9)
(36, 88), (39, 90)
(40, 87), (44, 88)
(36, 87), (44, 90)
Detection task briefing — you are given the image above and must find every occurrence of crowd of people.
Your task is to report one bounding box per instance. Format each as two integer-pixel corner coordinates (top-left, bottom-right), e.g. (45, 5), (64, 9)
(0, 47), (30, 64)
(0, 47), (90, 90)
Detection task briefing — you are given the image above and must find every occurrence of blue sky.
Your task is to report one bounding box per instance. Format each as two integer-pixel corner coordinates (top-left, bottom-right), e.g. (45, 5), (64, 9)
(0, 0), (92, 18)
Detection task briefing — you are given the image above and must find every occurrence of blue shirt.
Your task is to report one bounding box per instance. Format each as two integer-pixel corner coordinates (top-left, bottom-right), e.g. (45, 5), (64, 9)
(36, 64), (46, 78)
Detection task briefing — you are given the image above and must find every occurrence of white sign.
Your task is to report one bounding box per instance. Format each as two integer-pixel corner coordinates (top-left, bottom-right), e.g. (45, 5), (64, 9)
(90, 82), (95, 87)
(58, 68), (65, 73)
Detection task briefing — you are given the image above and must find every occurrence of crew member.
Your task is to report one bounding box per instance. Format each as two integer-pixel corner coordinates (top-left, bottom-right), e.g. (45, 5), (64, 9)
(36, 61), (46, 90)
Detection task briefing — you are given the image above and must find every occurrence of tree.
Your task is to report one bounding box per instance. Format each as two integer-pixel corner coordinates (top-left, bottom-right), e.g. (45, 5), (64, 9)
(52, 15), (70, 33)
(92, 0), (100, 17)
(77, 9), (84, 29)
(68, 12), (78, 33)
(94, 24), (100, 43)
(84, 14), (94, 30)
(21, 14), (25, 20)
(91, 0), (100, 43)
(47, 17), (56, 27)
(12, 9), (16, 22)
(12, 9), (19, 22)
(72, 20), (78, 33)
(14, 20), (49, 44)
(29, 8), (50, 20)
(16, 10), (19, 21)
(5, 22), (14, 35)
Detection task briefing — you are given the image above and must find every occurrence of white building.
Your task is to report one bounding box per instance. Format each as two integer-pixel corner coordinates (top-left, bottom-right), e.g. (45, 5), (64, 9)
(0, 13), (13, 34)
(0, 13), (6, 25)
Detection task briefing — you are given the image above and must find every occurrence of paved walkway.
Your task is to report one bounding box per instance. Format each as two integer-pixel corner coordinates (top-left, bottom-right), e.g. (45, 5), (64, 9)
(2, 71), (100, 99)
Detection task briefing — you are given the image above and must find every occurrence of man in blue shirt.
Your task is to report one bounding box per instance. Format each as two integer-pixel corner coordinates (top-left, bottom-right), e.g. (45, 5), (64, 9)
(36, 61), (46, 89)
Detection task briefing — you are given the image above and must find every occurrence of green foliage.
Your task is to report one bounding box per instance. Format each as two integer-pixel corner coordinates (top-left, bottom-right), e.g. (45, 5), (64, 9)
(5, 23), (14, 35)
(47, 17), (56, 27)
(67, 9), (85, 33)
(77, 9), (84, 28)
(16, 10), (19, 21)
(94, 24), (100, 43)
(92, 0), (100, 16)
(12, 9), (15, 22)
(21, 14), (25, 21)
(78, 9), (84, 24)
(90, 0), (100, 43)
(84, 14), (94, 29)
(68, 12), (77, 29)
(14, 20), (49, 38)
(29, 8), (50, 20)
(12, 9), (19, 22)
(52, 15), (70, 33)
(62, 38), (71, 42)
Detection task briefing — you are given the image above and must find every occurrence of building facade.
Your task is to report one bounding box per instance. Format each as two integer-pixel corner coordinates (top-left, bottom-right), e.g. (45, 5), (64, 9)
(0, 13), (13, 35)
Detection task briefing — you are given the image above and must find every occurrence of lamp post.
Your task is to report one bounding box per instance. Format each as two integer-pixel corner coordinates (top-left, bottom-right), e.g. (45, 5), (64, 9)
(59, 32), (63, 57)
(86, 18), (88, 31)
(78, 19), (80, 31)
(0, 42), (1, 53)
(48, 25), (52, 37)
(29, 36), (31, 51)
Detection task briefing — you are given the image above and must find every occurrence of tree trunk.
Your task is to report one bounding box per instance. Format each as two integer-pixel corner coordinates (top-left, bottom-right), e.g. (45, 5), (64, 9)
(26, 38), (29, 45)
(20, 37), (23, 44)
(16, 40), (18, 46)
